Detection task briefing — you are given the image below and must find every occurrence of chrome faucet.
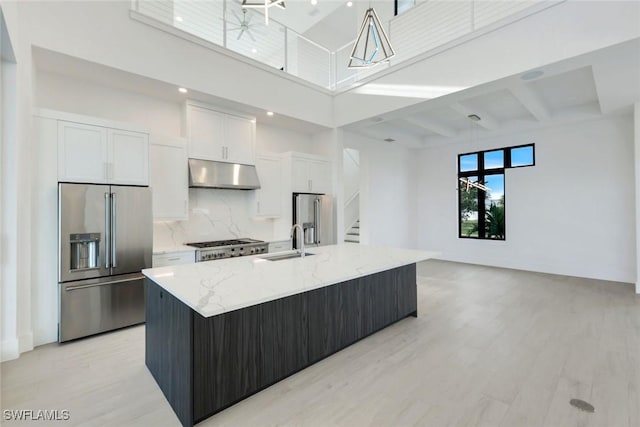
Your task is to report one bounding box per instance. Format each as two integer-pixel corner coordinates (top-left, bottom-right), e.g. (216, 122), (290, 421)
(290, 224), (305, 257)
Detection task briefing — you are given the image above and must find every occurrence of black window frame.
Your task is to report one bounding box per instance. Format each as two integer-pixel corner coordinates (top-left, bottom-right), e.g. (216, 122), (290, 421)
(457, 143), (535, 241)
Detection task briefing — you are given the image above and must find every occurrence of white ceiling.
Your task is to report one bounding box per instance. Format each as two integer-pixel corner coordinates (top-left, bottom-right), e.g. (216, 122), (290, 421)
(343, 38), (640, 148)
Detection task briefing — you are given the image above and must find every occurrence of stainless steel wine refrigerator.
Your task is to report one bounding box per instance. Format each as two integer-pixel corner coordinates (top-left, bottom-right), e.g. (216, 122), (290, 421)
(58, 183), (152, 342)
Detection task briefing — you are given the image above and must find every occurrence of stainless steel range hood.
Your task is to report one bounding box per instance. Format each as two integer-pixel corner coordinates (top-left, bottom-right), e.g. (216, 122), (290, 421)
(188, 159), (261, 190)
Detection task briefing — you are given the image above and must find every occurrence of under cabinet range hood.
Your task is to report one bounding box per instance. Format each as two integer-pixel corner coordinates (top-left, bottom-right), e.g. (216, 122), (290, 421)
(188, 158), (261, 190)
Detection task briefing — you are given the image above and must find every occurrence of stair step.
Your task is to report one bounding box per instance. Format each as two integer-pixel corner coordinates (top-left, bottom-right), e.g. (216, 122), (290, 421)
(344, 239), (359, 243)
(346, 232), (359, 236)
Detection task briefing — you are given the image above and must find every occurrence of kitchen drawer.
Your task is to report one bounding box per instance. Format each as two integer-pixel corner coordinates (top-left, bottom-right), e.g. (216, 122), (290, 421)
(153, 252), (195, 267)
(268, 240), (291, 253)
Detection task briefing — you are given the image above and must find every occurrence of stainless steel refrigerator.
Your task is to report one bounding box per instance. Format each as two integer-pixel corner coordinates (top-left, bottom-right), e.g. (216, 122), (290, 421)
(58, 183), (152, 342)
(292, 193), (334, 250)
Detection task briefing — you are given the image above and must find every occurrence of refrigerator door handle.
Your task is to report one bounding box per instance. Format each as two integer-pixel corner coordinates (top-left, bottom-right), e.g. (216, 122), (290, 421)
(315, 198), (321, 244)
(65, 274), (145, 291)
(104, 192), (111, 269)
(111, 192), (117, 268)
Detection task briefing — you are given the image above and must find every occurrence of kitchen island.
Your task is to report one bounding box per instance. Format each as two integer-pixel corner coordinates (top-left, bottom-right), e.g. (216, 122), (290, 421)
(142, 244), (436, 427)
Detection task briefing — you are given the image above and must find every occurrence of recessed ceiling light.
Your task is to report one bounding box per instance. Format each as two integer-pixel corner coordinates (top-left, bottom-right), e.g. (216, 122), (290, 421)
(347, 1), (353, 6)
(521, 70), (544, 81)
(251, 48), (258, 53)
(266, 111), (274, 116)
(175, 16), (184, 22)
(178, 87), (188, 93)
(311, 0), (317, 5)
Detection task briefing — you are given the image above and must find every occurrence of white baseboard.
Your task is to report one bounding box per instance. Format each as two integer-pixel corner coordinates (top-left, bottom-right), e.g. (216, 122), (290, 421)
(1, 338), (20, 362)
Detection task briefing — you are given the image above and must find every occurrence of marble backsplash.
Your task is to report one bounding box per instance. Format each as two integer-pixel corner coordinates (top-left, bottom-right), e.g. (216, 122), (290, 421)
(153, 188), (275, 248)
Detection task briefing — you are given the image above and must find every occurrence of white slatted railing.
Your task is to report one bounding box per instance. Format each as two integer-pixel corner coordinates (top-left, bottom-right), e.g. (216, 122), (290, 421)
(131, 0), (560, 91)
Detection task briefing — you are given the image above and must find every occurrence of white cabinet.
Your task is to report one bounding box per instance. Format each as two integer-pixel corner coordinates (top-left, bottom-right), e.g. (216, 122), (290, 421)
(187, 105), (225, 161)
(224, 114), (255, 164)
(110, 129), (149, 186)
(185, 102), (255, 165)
(291, 155), (331, 194)
(58, 121), (109, 183)
(150, 136), (188, 220)
(152, 251), (195, 267)
(253, 154), (282, 217)
(58, 120), (149, 185)
(268, 240), (291, 253)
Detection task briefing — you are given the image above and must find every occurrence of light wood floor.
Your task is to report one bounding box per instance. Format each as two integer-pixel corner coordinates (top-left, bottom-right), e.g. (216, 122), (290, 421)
(2, 260), (639, 426)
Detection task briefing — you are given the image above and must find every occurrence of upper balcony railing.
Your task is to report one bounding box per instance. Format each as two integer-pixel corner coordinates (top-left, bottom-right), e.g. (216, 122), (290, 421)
(131, 0), (559, 92)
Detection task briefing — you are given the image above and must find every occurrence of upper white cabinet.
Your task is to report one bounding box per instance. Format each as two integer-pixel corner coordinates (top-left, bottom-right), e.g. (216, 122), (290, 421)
(58, 121), (109, 184)
(185, 101), (256, 165)
(291, 154), (331, 194)
(150, 136), (188, 220)
(253, 153), (282, 218)
(187, 105), (225, 161)
(58, 120), (149, 185)
(109, 129), (149, 186)
(224, 114), (254, 164)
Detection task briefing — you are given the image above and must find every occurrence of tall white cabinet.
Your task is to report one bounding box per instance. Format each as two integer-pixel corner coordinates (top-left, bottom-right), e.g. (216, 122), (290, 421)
(184, 101), (256, 165)
(252, 153), (282, 218)
(57, 118), (149, 185)
(150, 136), (188, 220)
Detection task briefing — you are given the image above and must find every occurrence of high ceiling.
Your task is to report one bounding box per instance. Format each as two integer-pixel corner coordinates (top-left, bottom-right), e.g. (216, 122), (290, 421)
(343, 38), (640, 148)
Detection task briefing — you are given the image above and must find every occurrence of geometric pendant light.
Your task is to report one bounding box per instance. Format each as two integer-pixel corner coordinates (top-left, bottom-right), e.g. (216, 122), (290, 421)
(241, 0), (286, 25)
(348, 8), (396, 68)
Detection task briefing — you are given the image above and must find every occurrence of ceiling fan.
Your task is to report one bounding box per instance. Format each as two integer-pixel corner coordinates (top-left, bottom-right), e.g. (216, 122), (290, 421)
(228, 8), (256, 41)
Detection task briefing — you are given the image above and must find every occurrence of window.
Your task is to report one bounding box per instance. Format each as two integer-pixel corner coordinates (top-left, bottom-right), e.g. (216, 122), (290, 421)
(395, 0), (415, 15)
(458, 144), (535, 240)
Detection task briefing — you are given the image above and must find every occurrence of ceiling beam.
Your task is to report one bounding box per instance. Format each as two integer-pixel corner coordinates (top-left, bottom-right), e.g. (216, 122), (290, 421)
(509, 85), (552, 122)
(450, 102), (499, 130)
(401, 117), (458, 138)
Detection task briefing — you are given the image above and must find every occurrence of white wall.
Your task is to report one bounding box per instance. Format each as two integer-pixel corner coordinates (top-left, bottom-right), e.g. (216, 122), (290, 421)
(415, 115), (636, 283)
(1, 0), (35, 361)
(256, 122), (316, 154)
(342, 130), (416, 249)
(36, 70), (182, 137)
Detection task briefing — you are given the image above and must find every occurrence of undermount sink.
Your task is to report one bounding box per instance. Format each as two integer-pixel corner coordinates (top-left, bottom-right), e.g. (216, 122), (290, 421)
(259, 251), (315, 261)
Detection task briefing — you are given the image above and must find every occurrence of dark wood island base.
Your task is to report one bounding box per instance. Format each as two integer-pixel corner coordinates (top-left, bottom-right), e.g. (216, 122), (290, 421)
(145, 264), (418, 426)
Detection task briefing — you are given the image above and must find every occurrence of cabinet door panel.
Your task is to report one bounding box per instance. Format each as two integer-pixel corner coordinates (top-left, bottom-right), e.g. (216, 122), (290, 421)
(292, 158), (311, 193)
(396, 264), (417, 317)
(188, 106), (225, 161)
(58, 121), (108, 183)
(307, 160), (330, 194)
(224, 115), (254, 165)
(254, 155), (281, 217)
(150, 141), (188, 220)
(193, 306), (262, 420)
(110, 129), (149, 185)
(260, 293), (308, 385)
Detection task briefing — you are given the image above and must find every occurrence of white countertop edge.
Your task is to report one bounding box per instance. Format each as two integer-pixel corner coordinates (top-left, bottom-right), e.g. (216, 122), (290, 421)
(143, 245), (438, 318)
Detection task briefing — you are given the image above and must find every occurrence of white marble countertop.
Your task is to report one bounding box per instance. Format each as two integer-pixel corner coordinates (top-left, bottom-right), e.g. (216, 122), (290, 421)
(152, 244), (197, 255)
(143, 244), (437, 318)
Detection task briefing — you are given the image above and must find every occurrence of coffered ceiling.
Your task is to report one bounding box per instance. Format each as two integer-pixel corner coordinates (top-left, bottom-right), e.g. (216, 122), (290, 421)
(343, 38), (640, 149)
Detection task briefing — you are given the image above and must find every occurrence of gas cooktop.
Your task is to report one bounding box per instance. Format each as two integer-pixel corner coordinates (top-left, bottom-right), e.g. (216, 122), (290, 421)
(186, 238), (269, 262)
(185, 238), (264, 249)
